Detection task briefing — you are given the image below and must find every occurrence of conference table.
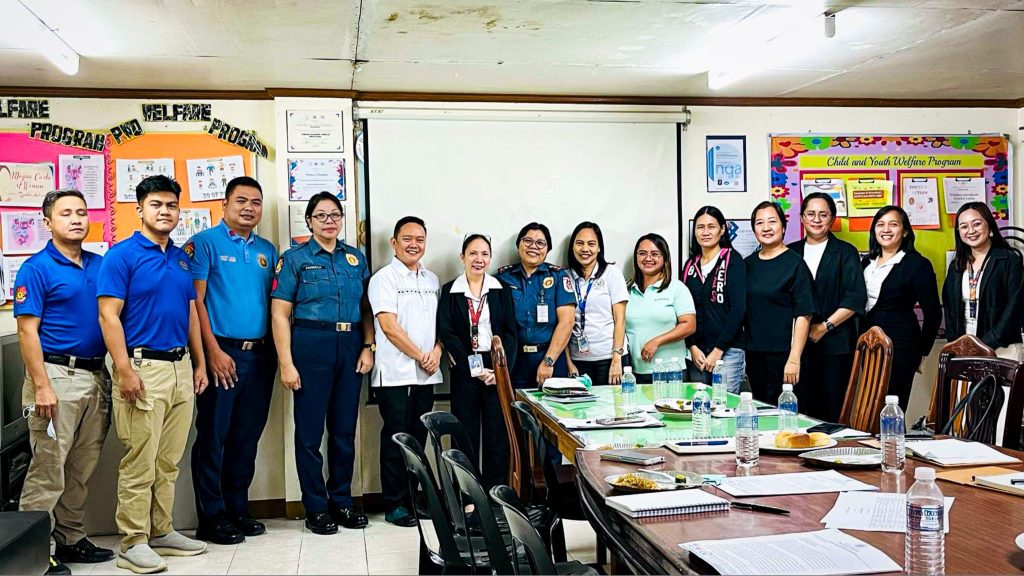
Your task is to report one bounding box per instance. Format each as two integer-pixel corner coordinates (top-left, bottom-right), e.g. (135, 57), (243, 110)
(517, 385), (1024, 575)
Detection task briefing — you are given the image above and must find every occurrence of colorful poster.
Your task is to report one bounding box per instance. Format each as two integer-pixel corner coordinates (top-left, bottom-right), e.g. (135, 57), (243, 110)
(289, 203), (311, 246)
(0, 162), (55, 207)
(186, 155), (245, 202)
(58, 154), (105, 209)
(902, 178), (940, 229)
(801, 179), (847, 217)
(943, 177), (986, 214)
(170, 208), (212, 246)
(116, 158), (174, 203)
(847, 180), (893, 217)
(2, 254), (27, 302)
(2, 211), (52, 255)
(287, 158), (345, 201)
(706, 136), (746, 192)
(286, 111), (344, 153)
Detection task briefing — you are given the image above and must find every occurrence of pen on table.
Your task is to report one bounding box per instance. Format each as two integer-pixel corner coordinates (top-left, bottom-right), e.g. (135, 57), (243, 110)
(674, 440), (729, 447)
(730, 502), (790, 515)
(1011, 479), (1024, 486)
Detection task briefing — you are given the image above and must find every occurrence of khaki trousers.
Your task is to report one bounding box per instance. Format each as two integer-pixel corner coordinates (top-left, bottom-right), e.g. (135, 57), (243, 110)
(19, 363), (111, 551)
(112, 355), (193, 550)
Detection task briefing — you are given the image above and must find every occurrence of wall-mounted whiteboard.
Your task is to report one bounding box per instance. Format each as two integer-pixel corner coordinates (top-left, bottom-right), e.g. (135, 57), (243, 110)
(365, 116), (681, 285)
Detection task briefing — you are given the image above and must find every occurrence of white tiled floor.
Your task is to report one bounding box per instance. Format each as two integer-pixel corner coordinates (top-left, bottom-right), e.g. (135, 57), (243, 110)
(66, 515), (599, 575)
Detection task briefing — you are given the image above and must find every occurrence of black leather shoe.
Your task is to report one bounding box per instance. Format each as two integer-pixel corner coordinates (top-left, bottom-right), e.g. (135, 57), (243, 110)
(231, 514), (266, 536)
(54, 538), (115, 564)
(328, 501), (368, 529)
(46, 556), (71, 575)
(305, 512), (338, 535)
(196, 515), (245, 545)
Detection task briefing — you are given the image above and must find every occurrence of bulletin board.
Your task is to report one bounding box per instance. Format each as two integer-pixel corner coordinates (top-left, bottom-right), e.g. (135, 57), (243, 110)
(770, 134), (1011, 288)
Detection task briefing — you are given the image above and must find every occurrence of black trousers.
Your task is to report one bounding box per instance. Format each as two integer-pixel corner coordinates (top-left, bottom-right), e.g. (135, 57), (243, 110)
(887, 346), (920, 411)
(745, 351), (789, 404)
(573, 355), (631, 386)
(450, 353), (509, 488)
(799, 346), (854, 423)
(377, 384), (435, 510)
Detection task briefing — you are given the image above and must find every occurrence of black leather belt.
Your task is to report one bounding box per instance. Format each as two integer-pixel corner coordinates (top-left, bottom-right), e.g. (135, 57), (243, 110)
(216, 336), (266, 351)
(44, 354), (104, 372)
(293, 318), (354, 332)
(129, 347), (187, 362)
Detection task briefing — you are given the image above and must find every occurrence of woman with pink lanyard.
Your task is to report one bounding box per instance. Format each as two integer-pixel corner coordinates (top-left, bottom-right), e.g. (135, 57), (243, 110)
(682, 206), (747, 390)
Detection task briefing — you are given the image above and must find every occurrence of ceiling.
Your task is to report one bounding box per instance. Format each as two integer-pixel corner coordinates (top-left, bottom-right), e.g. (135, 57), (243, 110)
(1, 0), (1023, 100)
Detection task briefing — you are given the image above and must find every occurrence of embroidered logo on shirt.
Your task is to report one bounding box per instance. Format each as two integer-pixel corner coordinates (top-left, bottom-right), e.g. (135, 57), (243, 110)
(346, 254), (359, 266)
(179, 259), (190, 271)
(562, 277), (573, 292)
(14, 286), (27, 304)
(275, 257), (284, 275)
(542, 277), (554, 289)
(258, 253), (268, 268)
(183, 241), (195, 259)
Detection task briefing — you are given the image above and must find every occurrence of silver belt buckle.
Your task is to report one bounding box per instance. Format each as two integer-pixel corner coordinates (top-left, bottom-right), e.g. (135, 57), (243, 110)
(242, 341), (254, 351)
(523, 345), (539, 353)
(68, 356), (76, 376)
(336, 322), (351, 332)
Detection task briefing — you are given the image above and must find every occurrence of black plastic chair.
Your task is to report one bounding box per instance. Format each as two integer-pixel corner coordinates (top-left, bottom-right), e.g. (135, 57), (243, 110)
(491, 485), (598, 576)
(392, 432), (490, 575)
(941, 373), (1006, 445)
(575, 471), (656, 575)
(421, 411), (478, 537)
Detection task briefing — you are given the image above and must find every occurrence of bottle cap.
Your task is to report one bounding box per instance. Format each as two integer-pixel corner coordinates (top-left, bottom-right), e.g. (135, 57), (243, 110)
(915, 467), (936, 481)
(740, 392), (752, 400)
(782, 384), (793, 391)
(715, 360), (724, 366)
(655, 358), (664, 363)
(885, 395), (899, 404)
(695, 383), (706, 390)
(623, 366), (632, 374)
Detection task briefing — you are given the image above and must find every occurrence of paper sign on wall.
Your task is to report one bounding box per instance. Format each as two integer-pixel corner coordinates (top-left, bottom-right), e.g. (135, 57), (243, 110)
(801, 179), (847, 217)
(287, 158), (345, 201)
(2, 255), (28, 302)
(116, 158), (175, 203)
(0, 162), (55, 207)
(170, 208), (212, 246)
(186, 155), (245, 201)
(2, 211), (52, 255)
(847, 180), (893, 218)
(58, 154), (106, 209)
(289, 203), (311, 246)
(902, 178), (940, 229)
(943, 177), (985, 214)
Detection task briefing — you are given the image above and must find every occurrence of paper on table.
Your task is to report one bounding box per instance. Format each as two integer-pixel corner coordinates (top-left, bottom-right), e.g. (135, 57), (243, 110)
(907, 439), (1021, 466)
(559, 415), (665, 430)
(719, 470), (878, 497)
(821, 492), (953, 533)
(680, 529), (901, 575)
(829, 428), (872, 439)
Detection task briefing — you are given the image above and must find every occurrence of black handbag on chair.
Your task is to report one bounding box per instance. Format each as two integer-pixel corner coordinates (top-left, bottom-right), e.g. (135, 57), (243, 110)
(940, 374), (1005, 445)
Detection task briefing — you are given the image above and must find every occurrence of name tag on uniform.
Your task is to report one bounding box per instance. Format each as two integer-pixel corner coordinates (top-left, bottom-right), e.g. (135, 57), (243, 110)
(576, 332), (591, 354)
(468, 354), (484, 377)
(537, 304), (549, 324)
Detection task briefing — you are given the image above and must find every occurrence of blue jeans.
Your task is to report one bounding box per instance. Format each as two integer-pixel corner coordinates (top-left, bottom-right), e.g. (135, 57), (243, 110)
(685, 348), (746, 393)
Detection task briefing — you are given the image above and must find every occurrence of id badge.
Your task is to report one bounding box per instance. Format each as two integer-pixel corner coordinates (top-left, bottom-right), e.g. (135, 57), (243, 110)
(537, 304), (549, 324)
(468, 354), (485, 377)
(576, 332), (591, 354)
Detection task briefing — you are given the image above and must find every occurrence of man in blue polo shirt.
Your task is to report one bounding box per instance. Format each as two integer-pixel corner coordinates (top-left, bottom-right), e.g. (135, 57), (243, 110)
(97, 175), (209, 574)
(185, 176), (277, 545)
(15, 189), (113, 575)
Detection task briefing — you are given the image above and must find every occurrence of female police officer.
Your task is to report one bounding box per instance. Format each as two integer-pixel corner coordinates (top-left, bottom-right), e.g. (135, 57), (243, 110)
(271, 192), (375, 535)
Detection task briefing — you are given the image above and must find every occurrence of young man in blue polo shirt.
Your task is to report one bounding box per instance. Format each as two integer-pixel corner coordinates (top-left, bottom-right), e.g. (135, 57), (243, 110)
(186, 176), (277, 545)
(15, 189), (113, 575)
(98, 175), (209, 574)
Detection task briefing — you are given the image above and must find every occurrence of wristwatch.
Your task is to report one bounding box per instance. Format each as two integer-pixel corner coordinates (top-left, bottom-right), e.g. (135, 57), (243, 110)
(824, 321), (836, 332)
(364, 343), (377, 352)
(611, 347), (625, 356)
(543, 356), (555, 367)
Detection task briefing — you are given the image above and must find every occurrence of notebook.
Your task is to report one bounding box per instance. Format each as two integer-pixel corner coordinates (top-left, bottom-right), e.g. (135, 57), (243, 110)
(605, 489), (729, 518)
(904, 439), (1021, 467)
(973, 471), (1024, 497)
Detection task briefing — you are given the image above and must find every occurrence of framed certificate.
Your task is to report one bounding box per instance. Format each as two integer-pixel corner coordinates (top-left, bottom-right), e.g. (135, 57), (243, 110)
(286, 110), (344, 153)
(706, 135), (747, 193)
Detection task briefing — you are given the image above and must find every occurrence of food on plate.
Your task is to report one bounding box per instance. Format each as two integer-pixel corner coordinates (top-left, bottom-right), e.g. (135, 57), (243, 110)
(774, 431), (831, 448)
(612, 473), (659, 490)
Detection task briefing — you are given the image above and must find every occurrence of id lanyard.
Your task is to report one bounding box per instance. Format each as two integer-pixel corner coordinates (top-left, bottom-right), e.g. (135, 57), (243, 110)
(967, 253), (990, 321)
(467, 296), (486, 351)
(573, 276), (595, 335)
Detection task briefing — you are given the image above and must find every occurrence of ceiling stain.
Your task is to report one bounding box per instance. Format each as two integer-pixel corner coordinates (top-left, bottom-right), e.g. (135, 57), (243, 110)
(386, 12), (399, 22)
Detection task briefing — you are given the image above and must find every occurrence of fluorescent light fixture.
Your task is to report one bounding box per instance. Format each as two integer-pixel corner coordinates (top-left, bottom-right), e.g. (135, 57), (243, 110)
(2, 0), (79, 75)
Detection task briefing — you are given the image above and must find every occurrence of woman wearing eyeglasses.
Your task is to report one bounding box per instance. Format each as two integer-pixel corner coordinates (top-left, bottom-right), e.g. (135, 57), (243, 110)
(942, 202), (1024, 359)
(437, 234), (518, 487)
(788, 192), (866, 422)
(745, 201), (815, 403)
(271, 192), (374, 535)
(625, 233), (696, 384)
(564, 222), (629, 386)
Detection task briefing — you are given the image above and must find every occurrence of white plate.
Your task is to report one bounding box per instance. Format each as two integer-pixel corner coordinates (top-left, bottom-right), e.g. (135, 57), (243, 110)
(758, 435), (838, 453)
(1016, 532), (1024, 551)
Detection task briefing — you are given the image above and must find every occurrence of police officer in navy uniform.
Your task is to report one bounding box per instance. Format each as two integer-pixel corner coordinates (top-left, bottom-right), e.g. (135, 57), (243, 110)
(271, 192), (374, 535)
(496, 223), (576, 388)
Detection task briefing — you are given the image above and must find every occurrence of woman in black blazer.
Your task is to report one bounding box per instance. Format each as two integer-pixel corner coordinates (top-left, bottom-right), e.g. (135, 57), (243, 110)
(861, 206), (941, 410)
(437, 234), (518, 488)
(942, 202), (1024, 356)
(789, 192), (867, 422)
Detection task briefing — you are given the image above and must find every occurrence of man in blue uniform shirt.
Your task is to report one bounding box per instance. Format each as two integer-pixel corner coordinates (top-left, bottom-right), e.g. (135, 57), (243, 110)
(496, 222), (576, 388)
(98, 175), (209, 574)
(15, 189), (113, 575)
(186, 177), (277, 545)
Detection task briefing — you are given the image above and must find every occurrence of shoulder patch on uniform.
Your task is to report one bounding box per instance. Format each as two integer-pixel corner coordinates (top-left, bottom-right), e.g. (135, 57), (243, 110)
(547, 263), (562, 271)
(275, 257), (284, 275)
(542, 277), (554, 289)
(258, 253), (269, 268)
(183, 241), (195, 259)
(562, 276), (573, 292)
(497, 264), (513, 274)
(346, 253), (359, 266)
(14, 286), (27, 304)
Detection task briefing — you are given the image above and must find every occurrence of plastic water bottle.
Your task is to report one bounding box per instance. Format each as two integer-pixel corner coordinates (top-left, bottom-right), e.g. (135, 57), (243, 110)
(735, 391), (759, 467)
(711, 360), (727, 409)
(905, 467), (945, 575)
(668, 357), (684, 397)
(653, 358), (666, 398)
(778, 384), (799, 432)
(881, 395), (906, 473)
(692, 383), (711, 439)
(620, 367), (637, 415)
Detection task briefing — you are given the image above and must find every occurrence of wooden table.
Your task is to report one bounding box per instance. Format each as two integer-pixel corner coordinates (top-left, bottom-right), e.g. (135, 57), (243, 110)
(517, 387), (1024, 575)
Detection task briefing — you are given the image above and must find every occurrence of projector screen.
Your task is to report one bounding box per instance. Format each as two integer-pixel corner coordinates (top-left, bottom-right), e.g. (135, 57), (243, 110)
(365, 116), (682, 286)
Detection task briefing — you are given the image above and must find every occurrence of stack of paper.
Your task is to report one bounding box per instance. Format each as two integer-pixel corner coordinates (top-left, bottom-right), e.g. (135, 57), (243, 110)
(559, 414), (665, 430)
(821, 492), (953, 533)
(718, 470), (878, 497)
(680, 529), (901, 575)
(906, 439), (1021, 466)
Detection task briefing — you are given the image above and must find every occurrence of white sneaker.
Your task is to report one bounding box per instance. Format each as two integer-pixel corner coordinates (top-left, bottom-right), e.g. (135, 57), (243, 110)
(149, 531), (207, 557)
(117, 544), (168, 574)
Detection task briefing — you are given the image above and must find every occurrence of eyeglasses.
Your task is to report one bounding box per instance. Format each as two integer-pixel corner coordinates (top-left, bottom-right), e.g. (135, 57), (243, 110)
(311, 212), (343, 223)
(957, 220), (985, 233)
(802, 211), (832, 222)
(521, 238), (548, 249)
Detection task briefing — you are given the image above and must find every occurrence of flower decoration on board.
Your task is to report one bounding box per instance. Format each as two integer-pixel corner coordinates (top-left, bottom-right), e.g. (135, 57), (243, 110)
(878, 136), (903, 147)
(949, 136), (979, 150)
(800, 136), (832, 150)
(771, 170), (789, 187)
(906, 136), (925, 145)
(972, 138), (1005, 158)
(771, 186), (789, 198)
(994, 184), (1009, 195)
(856, 136), (879, 146)
(831, 136), (859, 148)
(771, 153), (797, 174)
(774, 139), (807, 159)
(924, 136), (949, 148)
